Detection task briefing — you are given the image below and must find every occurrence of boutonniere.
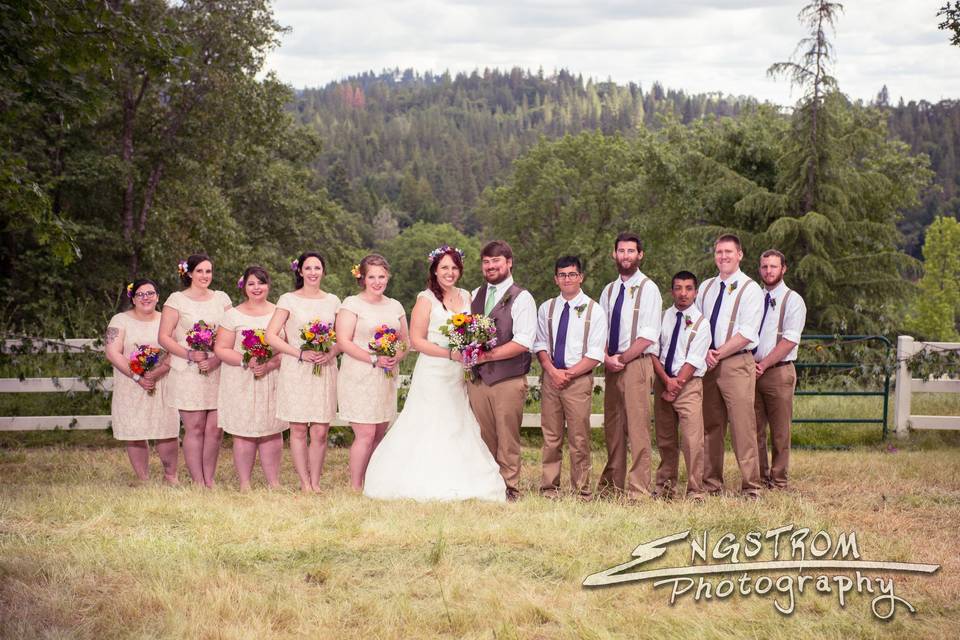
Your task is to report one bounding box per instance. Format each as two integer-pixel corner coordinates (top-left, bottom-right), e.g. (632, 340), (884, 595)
(727, 280), (738, 294)
(684, 314), (693, 328)
(498, 292), (513, 307)
(629, 285), (640, 298)
(769, 297), (777, 309)
(574, 303), (588, 318)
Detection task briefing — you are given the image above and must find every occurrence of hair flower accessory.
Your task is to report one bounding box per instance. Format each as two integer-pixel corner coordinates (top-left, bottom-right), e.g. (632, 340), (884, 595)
(126, 283), (134, 298)
(427, 245), (465, 264)
(237, 276), (245, 290)
(351, 264), (361, 279)
(290, 259), (299, 273)
(177, 260), (189, 277)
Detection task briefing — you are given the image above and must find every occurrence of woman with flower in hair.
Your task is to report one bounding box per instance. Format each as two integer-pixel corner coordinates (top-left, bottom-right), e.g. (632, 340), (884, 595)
(336, 254), (408, 491)
(214, 266), (286, 490)
(265, 252), (340, 493)
(105, 279), (180, 483)
(159, 253), (232, 487)
(363, 247), (506, 502)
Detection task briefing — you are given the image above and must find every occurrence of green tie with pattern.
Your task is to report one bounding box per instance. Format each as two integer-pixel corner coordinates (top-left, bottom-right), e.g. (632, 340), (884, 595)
(484, 285), (497, 315)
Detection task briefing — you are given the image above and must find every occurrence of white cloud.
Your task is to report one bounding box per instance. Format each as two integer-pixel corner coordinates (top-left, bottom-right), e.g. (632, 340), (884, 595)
(264, 0), (959, 103)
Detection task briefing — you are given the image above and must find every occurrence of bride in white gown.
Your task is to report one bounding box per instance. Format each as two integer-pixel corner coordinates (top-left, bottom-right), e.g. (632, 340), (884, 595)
(363, 248), (507, 502)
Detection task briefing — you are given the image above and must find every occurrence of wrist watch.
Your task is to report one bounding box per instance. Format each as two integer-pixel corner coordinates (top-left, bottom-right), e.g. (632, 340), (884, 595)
(370, 353), (378, 367)
(132, 373), (142, 382)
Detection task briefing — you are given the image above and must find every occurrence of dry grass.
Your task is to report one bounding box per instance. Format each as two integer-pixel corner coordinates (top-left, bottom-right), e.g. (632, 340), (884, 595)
(1, 431), (959, 639)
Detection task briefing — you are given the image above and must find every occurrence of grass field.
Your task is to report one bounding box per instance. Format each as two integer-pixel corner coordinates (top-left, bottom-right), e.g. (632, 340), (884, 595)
(1, 392), (959, 639)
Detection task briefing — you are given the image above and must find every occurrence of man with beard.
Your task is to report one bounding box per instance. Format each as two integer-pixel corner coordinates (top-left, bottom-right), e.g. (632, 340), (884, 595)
(753, 249), (806, 490)
(468, 240), (537, 501)
(696, 233), (764, 498)
(597, 232), (662, 500)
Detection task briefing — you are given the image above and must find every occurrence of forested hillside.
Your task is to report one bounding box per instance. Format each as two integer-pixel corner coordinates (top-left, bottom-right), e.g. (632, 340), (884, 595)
(291, 70), (960, 255)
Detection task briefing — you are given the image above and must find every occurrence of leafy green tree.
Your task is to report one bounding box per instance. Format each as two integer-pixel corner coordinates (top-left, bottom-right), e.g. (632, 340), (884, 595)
(939, 2), (960, 46)
(906, 216), (960, 339)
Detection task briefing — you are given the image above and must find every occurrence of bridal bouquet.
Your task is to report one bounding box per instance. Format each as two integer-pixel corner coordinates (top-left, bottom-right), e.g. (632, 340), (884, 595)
(300, 319), (336, 376)
(129, 344), (165, 395)
(368, 324), (404, 378)
(240, 329), (273, 369)
(439, 312), (498, 380)
(185, 320), (215, 375)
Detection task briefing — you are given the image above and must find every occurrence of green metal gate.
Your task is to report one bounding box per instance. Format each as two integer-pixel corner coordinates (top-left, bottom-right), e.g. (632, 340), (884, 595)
(794, 334), (892, 438)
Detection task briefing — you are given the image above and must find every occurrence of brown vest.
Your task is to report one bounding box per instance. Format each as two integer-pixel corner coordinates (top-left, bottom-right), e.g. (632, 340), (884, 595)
(471, 282), (532, 385)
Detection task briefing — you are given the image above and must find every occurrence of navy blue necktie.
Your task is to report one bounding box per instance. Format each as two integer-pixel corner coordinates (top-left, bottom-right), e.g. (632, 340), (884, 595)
(753, 292), (772, 355)
(664, 311), (682, 377)
(552, 302), (570, 370)
(708, 280), (726, 349)
(607, 283), (626, 356)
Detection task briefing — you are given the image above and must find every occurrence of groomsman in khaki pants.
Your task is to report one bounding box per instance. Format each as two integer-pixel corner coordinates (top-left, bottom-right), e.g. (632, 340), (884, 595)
(597, 232), (662, 499)
(534, 256), (608, 499)
(696, 233), (763, 498)
(753, 250), (807, 490)
(651, 271), (710, 501)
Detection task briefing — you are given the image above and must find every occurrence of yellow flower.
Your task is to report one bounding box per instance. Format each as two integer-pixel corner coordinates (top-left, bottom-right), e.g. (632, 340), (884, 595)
(451, 313), (467, 327)
(304, 331), (315, 341)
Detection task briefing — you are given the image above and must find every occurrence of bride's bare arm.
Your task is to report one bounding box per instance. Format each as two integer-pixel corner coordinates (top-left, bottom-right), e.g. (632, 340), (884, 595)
(409, 295), (455, 359)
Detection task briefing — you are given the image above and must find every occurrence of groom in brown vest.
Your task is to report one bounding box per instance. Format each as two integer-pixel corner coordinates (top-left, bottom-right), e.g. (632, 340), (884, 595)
(468, 240), (538, 501)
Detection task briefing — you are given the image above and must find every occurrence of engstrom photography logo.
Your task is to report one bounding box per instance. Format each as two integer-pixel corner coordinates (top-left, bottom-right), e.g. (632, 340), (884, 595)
(583, 524), (940, 620)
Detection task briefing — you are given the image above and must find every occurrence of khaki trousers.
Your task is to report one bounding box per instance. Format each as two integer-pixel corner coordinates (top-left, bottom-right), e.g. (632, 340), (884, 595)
(653, 377), (705, 498)
(702, 352), (761, 495)
(755, 362), (796, 488)
(598, 355), (653, 498)
(467, 375), (527, 496)
(540, 373), (593, 497)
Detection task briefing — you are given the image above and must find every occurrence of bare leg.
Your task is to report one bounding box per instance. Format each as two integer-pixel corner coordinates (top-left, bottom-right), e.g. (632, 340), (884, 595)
(288, 423), (312, 492)
(180, 410), (206, 486)
(125, 440), (150, 481)
(259, 433), (283, 489)
(308, 423), (330, 492)
(233, 435), (258, 491)
(373, 422), (389, 449)
(202, 409), (223, 488)
(155, 437), (180, 484)
(349, 423), (377, 491)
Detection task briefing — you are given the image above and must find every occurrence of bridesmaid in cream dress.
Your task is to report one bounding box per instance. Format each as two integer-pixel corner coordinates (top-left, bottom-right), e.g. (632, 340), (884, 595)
(214, 266), (285, 490)
(159, 253), (232, 487)
(336, 254), (409, 491)
(265, 252), (341, 493)
(104, 278), (180, 483)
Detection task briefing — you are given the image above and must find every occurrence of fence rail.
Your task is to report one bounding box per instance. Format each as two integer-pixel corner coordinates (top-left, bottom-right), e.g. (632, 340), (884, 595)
(893, 335), (960, 437)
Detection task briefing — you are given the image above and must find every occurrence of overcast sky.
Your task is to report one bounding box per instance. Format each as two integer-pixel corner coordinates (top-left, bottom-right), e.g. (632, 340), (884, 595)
(264, 0), (958, 104)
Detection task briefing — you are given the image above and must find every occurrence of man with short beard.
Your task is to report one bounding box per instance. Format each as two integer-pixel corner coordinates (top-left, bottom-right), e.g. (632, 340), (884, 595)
(753, 249), (807, 490)
(696, 233), (763, 498)
(597, 232), (662, 500)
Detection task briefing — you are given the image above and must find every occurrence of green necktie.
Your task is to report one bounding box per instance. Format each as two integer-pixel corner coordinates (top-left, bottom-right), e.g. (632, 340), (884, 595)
(484, 285), (497, 315)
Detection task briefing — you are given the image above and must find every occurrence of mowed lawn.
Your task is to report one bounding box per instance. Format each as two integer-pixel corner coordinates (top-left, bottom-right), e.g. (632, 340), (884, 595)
(1, 398), (959, 639)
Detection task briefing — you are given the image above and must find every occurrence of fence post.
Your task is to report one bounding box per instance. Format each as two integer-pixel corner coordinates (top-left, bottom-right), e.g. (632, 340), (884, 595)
(894, 335), (913, 438)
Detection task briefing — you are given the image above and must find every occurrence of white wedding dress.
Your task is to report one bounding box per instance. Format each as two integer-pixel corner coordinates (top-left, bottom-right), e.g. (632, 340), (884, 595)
(363, 289), (507, 502)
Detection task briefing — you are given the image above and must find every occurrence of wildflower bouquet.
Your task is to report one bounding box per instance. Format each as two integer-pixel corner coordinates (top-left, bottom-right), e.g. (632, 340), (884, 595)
(368, 325), (405, 378)
(300, 319), (336, 376)
(438, 312), (498, 380)
(129, 344), (164, 395)
(185, 320), (215, 375)
(240, 329), (273, 370)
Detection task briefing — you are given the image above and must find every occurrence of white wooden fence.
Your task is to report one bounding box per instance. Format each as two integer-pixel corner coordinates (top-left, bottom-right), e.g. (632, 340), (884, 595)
(0, 338), (606, 431)
(893, 335), (960, 437)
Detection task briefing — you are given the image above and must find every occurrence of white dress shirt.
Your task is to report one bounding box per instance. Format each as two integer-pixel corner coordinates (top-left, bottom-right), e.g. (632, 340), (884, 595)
(533, 290), (608, 368)
(754, 281), (807, 362)
(658, 305), (711, 378)
(471, 275), (537, 350)
(695, 269), (763, 351)
(599, 270), (662, 356)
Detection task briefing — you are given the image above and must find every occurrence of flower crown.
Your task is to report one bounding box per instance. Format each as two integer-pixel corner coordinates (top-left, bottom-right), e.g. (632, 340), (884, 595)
(177, 260), (189, 277)
(427, 245), (464, 264)
(126, 282), (134, 298)
(351, 264), (361, 279)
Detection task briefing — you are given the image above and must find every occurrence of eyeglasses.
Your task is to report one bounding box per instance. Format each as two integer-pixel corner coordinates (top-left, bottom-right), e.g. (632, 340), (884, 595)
(555, 272), (582, 280)
(133, 291), (157, 300)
